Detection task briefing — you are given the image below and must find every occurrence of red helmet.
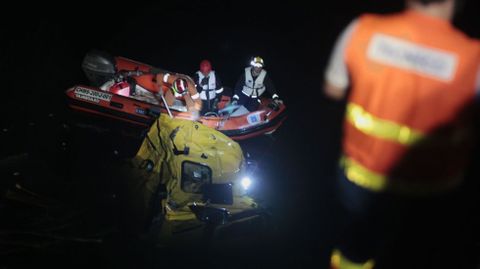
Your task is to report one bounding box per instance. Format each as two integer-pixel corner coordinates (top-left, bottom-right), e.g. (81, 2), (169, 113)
(200, 60), (212, 75)
(172, 78), (188, 95)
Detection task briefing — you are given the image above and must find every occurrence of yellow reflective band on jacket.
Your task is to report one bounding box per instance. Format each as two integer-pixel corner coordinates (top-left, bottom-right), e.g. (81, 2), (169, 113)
(331, 249), (374, 269)
(341, 156), (387, 191)
(341, 156), (464, 194)
(346, 103), (425, 145)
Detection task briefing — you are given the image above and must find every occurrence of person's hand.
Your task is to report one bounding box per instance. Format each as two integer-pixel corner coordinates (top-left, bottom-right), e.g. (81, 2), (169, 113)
(155, 89), (164, 100)
(212, 97), (220, 110)
(274, 98), (283, 105)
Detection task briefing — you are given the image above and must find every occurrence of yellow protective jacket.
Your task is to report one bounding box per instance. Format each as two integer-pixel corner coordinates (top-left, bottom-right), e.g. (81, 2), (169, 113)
(126, 114), (257, 225)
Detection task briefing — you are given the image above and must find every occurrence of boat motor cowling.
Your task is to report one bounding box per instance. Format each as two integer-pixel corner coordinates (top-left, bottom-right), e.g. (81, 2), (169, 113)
(81, 50), (117, 87)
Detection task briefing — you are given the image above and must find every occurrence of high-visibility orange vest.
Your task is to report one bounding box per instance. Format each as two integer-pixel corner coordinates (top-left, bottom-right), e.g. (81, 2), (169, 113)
(342, 10), (480, 194)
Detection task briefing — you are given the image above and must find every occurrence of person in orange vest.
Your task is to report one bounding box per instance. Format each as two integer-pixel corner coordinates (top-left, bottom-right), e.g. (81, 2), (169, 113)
(323, 0), (479, 268)
(154, 71), (202, 119)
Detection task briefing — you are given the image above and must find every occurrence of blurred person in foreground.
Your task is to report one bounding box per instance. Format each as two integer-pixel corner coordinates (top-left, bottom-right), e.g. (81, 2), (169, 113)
(323, 0), (480, 268)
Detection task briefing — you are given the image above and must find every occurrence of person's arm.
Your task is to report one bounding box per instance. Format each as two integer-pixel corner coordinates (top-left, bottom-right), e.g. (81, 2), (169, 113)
(215, 73), (224, 94)
(192, 72), (202, 93)
(324, 19), (358, 101)
(324, 83), (348, 101)
(180, 74), (201, 112)
(263, 74), (279, 99)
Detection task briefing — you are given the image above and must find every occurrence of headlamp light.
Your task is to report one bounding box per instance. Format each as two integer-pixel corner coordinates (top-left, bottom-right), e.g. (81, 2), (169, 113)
(241, 176), (252, 190)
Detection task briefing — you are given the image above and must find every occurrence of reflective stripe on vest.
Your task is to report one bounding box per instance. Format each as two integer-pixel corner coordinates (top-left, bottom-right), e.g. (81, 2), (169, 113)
(344, 102), (468, 193)
(347, 102), (469, 147)
(330, 249), (374, 269)
(346, 102), (425, 145)
(341, 156), (387, 191)
(341, 155), (463, 194)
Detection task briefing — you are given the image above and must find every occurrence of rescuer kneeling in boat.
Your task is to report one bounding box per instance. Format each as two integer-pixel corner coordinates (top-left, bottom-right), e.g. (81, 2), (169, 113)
(232, 56), (282, 112)
(154, 72), (202, 119)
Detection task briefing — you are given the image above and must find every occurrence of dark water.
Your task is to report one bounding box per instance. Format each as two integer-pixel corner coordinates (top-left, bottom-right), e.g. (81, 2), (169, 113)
(2, 1), (480, 268)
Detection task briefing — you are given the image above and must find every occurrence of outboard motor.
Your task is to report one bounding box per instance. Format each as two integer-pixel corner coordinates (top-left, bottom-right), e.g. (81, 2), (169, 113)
(81, 50), (116, 87)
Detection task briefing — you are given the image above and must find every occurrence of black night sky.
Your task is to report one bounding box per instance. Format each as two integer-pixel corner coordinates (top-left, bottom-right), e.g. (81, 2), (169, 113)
(1, 1), (480, 268)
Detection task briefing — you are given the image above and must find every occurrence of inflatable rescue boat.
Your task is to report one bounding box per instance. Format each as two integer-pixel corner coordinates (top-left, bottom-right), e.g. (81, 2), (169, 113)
(65, 51), (287, 140)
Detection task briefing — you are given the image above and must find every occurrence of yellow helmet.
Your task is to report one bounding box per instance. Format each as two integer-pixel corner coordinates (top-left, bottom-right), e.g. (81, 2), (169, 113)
(250, 56), (264, 68)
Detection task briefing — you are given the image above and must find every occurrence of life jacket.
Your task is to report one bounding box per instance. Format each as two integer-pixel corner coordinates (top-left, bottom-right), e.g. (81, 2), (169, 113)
(196, 71), (222, 100)
(342, 10), (480, 194)
(242, 67), (267, 98)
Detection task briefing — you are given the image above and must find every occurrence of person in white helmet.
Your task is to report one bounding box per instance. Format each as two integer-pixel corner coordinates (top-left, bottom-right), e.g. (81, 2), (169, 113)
(232, 56), (282, 112)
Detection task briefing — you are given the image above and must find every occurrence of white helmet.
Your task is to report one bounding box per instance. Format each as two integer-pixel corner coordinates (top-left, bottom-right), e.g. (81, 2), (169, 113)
(250, 56), (264, 68)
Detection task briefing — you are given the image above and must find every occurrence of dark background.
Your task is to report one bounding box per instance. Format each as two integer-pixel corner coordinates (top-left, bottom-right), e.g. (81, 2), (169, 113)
(1, 1), (480, 268)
